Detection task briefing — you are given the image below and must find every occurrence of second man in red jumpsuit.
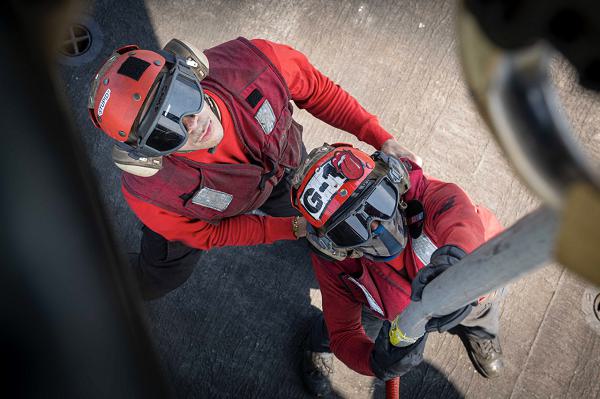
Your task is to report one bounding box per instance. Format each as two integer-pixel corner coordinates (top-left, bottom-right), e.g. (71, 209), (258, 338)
(291, 144), (506, 396)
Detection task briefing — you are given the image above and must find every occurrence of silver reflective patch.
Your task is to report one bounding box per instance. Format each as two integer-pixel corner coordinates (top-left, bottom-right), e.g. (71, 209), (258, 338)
(412, 233), (438, 265)
(191, 187), (233, 212)
(347, 276), (384, 316)
(255, 99), (276, 134)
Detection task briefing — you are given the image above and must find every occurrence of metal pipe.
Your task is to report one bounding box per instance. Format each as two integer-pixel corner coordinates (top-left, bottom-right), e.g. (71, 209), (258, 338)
(390, 206), (557, 346)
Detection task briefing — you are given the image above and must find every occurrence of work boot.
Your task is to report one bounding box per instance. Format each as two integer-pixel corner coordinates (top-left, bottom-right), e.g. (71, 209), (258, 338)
(301, 350), (334, 397)
(455, 329), (505, 378)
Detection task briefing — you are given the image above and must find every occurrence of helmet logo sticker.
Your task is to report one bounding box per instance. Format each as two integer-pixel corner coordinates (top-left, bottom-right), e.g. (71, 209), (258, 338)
(97, 88), (111, 117)
(332, 150), (364, 179)
(301, 161), (347, 220)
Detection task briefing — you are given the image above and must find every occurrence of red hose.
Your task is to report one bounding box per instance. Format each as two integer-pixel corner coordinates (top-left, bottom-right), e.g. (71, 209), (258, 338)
(385, 377), (400, 399)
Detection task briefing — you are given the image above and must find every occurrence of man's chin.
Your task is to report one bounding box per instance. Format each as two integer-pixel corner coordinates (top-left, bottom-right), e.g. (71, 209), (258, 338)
(204, 130), (224, 149)
(177, 131), (223, 153)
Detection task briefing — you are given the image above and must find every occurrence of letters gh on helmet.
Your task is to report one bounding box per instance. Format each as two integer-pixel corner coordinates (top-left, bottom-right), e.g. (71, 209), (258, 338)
(291, 143), (412, 261)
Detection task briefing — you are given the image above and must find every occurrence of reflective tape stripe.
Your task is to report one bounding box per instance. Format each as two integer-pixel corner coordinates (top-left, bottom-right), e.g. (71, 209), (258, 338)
(347, 276), (384, 316)
(412, 233), (438, 265)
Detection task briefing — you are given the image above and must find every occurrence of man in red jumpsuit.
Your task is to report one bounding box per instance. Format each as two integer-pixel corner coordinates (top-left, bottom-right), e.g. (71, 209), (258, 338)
(291, 144), (505, 396)
(88, 38), (419, 300)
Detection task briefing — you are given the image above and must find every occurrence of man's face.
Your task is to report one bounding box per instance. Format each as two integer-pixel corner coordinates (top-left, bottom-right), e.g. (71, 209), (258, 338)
(178, 99), (224, 152)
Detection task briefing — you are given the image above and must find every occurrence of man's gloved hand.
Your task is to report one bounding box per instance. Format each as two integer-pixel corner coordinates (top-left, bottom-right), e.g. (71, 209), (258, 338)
(370, 321), (427, 381)
(411, 245), (475, 333)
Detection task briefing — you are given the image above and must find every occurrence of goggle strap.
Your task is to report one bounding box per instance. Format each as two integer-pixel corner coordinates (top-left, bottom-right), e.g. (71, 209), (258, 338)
(114, 141), (151, 160)
(156, 49), (177, 65)
(115, 141), (135, 152)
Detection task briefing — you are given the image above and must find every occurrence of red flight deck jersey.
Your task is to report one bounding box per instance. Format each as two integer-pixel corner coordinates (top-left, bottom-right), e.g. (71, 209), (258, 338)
(312, 163), (503, 376)
(123, 39), (394, 250)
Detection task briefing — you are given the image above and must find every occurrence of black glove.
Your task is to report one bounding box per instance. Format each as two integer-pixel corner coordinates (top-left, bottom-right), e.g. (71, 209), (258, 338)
(411, 245), (474, 333)
(370, 321), (428, 381)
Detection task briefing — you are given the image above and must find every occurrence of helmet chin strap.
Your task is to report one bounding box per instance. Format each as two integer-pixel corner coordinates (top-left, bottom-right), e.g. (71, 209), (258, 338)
(204, 94), (221, 155)
(204, 93), (221, 121)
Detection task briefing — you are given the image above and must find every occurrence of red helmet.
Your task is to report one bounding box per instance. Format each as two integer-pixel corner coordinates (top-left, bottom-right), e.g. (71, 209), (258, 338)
(292, 143), (411, 261)
(292, 144), (375, 227)
(87, 45), (165, 143)
(88, 39), (210, 157)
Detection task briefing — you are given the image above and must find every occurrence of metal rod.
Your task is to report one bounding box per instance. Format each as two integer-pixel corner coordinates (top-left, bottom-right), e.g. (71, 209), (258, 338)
(391, 206), (558, 346)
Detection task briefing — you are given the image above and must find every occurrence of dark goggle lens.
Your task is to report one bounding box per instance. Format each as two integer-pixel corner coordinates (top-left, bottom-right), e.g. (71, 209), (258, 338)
(141, 72), (203, 153)
(145, 123), (186, 151)
(328, 214), (370, 246)
(326, 179), (399, 247)
(363, 179), (398, 220)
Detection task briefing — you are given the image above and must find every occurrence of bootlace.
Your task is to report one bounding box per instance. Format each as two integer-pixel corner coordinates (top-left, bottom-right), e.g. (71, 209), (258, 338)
(477, 338), (500, 356)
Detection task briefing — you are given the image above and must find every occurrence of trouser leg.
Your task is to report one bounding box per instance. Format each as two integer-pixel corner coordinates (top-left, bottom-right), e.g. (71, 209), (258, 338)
(130, 225), (203, 300)
(307, 307), (384, 353)
(307, 313), (331, 353)
(458, 287), (507, 339)
(361, 308), (385, 341)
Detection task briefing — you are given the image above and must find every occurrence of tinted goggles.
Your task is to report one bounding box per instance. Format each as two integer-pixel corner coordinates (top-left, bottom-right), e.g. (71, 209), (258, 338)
(326, 177), (400, 247)
(135, 59), (204, 156)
